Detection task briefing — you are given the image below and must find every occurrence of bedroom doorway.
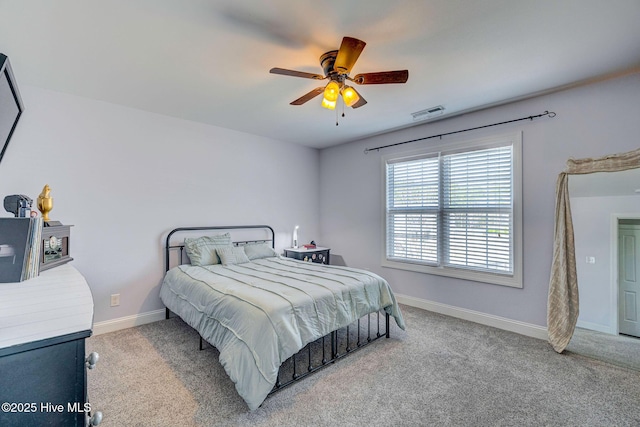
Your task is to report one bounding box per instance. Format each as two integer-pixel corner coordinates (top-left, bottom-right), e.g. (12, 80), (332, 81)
(565, 215), (640, 371)
(618, 220), (640, 338)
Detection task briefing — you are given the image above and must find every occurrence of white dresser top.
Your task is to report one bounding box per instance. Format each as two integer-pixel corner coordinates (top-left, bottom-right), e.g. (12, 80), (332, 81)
(0, 264), (94, 349)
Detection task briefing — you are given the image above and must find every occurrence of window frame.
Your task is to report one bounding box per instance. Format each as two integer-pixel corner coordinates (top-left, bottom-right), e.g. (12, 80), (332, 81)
(381, 132), (523, 288)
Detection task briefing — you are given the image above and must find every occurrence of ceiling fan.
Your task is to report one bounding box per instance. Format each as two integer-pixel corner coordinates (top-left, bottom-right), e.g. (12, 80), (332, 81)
(270, 36), (409, 111)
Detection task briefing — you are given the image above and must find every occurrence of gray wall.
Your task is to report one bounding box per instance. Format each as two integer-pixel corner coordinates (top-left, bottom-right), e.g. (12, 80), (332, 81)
(319, 72), (640, 327)
(0, 86), (320, 323)
(3, 73), (640, 329)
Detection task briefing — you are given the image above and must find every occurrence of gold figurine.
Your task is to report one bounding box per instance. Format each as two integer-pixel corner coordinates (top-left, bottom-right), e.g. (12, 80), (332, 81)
(37, 184), (53, 222)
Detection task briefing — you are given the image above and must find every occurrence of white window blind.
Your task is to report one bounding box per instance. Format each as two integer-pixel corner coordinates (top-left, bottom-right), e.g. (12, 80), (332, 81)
(385, 144), (514, 277)
(442, 146), (512, 273)
(386, 156), (439, 264)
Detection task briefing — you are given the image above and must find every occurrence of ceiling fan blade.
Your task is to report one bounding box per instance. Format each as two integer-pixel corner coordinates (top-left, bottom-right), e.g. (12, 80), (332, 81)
(352, 70), (409, 85)
(290, 87), (325, 105)
(270, 68), (326, 80)
(334, 37), (366, 74)
(351, 91), (367, 109)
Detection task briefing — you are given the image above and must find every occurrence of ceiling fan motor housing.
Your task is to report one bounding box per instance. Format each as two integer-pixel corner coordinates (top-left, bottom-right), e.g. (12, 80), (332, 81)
(320, 50), (339, 78)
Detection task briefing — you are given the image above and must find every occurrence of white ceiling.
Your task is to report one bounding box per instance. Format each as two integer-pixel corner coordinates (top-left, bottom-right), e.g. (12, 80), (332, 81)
(1, 0), (640, 149)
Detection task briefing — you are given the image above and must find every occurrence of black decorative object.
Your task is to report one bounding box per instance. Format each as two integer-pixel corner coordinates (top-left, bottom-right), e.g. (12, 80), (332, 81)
(40, 225), (73, 271)
(3, 194), (32, 217)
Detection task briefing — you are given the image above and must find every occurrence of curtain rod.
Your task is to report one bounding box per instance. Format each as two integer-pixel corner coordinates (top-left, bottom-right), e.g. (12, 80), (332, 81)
(364, 110), (556, 154)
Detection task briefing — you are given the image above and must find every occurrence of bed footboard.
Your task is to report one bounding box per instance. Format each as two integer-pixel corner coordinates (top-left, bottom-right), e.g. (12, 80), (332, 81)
(269, 310), (391, 395)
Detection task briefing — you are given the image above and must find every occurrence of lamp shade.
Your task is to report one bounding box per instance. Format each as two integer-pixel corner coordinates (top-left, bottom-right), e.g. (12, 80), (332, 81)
(341, 85), (360, 107)
(293, 225), (299, 248)
(321, 97), (336, 110)
(323, 81), (340, 102)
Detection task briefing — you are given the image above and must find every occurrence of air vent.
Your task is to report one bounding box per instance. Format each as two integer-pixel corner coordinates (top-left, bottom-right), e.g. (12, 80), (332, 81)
(411, 105), (445, 121)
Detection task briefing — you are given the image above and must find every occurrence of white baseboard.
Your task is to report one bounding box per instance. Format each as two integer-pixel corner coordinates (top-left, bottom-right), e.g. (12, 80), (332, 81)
(395, 294), (548, 340)
(93, 297), (548, 340)
(92, 309), (166, 336)
(576, 320), (615, 335)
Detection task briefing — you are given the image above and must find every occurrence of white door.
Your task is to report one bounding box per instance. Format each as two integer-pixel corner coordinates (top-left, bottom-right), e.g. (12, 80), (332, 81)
(619, 224), (640, 337)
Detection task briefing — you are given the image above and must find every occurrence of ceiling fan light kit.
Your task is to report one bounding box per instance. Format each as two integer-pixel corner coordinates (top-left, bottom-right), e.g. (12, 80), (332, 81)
(270, 36), (408, 120)
(341, 85), (360, 107)
(323, 81), (340, 103)
(321, 97), (336, 110)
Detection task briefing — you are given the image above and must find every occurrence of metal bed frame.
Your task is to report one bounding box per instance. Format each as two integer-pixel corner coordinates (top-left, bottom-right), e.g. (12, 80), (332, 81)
(163, 225), (391, 396)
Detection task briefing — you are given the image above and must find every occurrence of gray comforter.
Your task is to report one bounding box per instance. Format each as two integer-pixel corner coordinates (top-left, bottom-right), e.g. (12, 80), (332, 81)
(159, 256), (405, 410)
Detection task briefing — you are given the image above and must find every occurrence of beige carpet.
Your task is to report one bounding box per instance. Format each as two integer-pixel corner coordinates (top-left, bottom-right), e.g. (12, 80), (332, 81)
(86, 305), (640, 426)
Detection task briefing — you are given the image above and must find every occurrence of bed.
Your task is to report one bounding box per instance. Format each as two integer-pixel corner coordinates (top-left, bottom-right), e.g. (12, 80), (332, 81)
(159, 225), (405, 410)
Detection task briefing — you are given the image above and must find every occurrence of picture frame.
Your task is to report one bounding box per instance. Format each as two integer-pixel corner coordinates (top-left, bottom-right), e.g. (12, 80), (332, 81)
(0, 53), (25, 166)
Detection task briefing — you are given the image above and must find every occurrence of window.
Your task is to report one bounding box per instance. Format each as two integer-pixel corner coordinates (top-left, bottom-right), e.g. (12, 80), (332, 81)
(383, 133), (522, 287)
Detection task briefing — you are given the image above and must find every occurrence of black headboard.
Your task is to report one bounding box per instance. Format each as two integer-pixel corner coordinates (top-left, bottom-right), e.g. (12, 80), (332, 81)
(164, 225), (275, 272)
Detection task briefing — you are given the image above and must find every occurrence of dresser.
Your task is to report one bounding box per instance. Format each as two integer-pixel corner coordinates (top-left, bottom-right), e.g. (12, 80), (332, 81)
(0, 265), (101, 426)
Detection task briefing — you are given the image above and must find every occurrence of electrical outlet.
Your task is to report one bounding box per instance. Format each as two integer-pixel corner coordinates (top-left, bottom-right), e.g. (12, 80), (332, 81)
(110, 293), (120, 307)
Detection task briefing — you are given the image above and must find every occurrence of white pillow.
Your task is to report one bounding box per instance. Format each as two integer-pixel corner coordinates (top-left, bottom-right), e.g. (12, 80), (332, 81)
(216, 246), (250, 265)
(243, 242), (278, 260)
(183, 233), (231, 266)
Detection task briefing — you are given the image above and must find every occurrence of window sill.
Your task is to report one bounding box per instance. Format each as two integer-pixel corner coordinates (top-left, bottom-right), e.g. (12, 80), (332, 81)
(381, 259), (523, 288)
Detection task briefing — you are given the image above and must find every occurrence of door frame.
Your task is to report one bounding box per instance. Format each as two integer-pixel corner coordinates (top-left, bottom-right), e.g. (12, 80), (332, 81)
(610, 213), (640, 335)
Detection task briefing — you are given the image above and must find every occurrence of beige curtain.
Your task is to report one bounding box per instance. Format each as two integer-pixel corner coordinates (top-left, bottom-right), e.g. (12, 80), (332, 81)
(548, 147), (640, 353)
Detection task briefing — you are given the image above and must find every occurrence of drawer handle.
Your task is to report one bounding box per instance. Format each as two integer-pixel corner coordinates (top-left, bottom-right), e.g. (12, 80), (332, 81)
(86, 410), (103, 426)
(86, 352), (99, 369)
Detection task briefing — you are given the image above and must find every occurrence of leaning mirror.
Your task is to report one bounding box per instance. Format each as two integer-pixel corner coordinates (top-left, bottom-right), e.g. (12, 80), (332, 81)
(566, 168), (640, 371)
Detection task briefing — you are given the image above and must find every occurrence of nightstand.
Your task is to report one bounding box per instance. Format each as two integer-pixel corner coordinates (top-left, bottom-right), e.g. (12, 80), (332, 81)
(284, 247), (330, 265)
